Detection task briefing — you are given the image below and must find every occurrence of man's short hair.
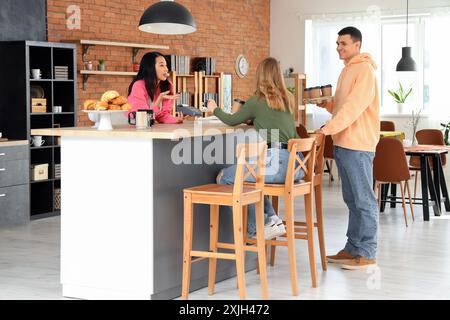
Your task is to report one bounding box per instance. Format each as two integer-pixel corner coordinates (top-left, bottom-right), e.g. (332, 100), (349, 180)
(338, 26), (362, 45)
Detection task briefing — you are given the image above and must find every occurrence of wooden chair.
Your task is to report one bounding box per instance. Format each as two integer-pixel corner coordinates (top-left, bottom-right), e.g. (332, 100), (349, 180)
(182, 141), (269, 300)
(324, 135), (335, 184)
(269, 133), (327, 272)
(297, 124), (309, 138)
(380, 120), (396, 131)
(374, 138), (414, 226)
(244, 137), (317, 295)
(409, 129), (447, 198)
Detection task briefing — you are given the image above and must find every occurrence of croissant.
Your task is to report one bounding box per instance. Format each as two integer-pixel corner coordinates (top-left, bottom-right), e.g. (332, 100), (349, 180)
(83, 99), (97, 110)
(108, 104), (122, 111)
(110, 96), (127, 105)
(101, 90), (120, 103)
(95, 101), (108, 110)
(121, 103), (132, 111)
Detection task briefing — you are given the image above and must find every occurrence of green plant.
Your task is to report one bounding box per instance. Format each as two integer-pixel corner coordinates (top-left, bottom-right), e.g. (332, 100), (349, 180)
(287, 86), (295, 94)
(98, 59), (105, 65)
(440, 121), (450, 145)
(388, 82), (412, 103)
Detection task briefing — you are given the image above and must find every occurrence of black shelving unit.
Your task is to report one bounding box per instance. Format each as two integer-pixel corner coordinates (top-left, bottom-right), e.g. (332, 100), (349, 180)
(0, 41), (76, 219)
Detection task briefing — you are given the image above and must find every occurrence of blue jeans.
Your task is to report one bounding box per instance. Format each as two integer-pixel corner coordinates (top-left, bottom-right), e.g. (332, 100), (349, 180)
(217, 148), (304, 236)
(334, 146), (378, 260)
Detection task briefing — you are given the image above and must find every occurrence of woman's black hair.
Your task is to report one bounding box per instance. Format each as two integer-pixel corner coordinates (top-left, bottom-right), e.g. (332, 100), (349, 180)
(128, 51), (171, 100)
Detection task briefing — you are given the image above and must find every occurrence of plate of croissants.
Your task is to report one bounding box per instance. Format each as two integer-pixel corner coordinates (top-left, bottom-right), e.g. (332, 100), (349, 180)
(83, 90), (132, 112)
(82, 91), (132, 131)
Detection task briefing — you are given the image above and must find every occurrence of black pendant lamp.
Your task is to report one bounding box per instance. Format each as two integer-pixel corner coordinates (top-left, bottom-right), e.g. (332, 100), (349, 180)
(396, 0), (417, 71)
(139, 0), (196, 35)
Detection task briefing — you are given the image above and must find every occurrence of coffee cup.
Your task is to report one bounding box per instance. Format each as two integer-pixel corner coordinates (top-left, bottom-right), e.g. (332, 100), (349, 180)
(31, 69), (42, 80)
(30, 136), (45, 147)
(128, 109), (154, 129)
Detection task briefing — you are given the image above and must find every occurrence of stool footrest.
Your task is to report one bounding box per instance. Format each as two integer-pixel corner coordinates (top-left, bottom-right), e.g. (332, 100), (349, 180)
(216, 242), (258, 253)
(190, 251), (236, 260)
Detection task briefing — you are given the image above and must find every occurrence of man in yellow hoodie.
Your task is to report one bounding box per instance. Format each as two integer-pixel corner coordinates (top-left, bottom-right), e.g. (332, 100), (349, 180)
(317, 26), (380, 270)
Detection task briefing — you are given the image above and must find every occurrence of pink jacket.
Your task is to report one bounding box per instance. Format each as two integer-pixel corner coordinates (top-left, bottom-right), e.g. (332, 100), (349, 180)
(127, 79), (178, 124)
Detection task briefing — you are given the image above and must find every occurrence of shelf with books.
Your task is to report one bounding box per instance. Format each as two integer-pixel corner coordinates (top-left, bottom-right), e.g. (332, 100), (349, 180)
(285, 73), (307, 127)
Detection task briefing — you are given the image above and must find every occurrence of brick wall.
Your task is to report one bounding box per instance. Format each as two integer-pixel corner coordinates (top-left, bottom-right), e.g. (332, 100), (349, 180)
(47, 0), (270, 126)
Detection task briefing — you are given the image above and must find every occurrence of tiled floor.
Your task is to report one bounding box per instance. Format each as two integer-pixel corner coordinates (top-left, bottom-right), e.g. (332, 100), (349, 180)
(1, 178), (450, 299)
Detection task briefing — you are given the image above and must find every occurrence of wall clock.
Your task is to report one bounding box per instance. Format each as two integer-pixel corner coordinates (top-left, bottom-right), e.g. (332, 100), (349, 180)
(235, 54), (249, 78)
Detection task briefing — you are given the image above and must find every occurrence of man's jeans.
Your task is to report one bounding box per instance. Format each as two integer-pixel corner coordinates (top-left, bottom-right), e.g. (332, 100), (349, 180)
(334, 146), (379, 260)
(218, 148), (304, 236)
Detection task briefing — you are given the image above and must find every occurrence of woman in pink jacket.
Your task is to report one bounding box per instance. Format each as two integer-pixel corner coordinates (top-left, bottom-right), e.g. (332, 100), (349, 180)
(127, 52), (183, 124)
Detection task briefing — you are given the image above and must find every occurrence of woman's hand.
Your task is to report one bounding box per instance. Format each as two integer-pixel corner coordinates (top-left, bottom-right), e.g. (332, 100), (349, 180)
(207, 99), (218, 113)
(155, 91), (180, 107)
(175, 112), (184, 124)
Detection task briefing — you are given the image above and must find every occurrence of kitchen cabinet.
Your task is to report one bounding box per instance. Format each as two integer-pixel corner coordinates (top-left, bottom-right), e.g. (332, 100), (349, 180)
(0, 41), (77, 219)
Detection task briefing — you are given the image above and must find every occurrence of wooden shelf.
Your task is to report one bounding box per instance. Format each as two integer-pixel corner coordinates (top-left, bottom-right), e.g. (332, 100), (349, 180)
(79, 40), (169, 50)
(73, 39), (169, 70)
(80, 70), (137, 90)
(80, 70), (137, 76)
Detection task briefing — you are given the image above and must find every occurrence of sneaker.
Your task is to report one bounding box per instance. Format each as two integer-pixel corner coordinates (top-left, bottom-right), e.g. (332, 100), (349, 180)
(341, 256), (377, 270)
(264, 221), (280, 240)
(270, 215), (286, 236)
(326, 250), (356, 264)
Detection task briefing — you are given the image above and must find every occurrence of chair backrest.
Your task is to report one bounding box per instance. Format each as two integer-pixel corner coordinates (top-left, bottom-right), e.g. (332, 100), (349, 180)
(380, 121), (395, 131)
(286, 138), (316, 188)
(308, 133), (325, 176)
(323, 135), (334, 159)
(234, 141), (267, 196)
(410, 129), (446, 167)
(296, 124), (309, 138)
(374, 137), (410, 182)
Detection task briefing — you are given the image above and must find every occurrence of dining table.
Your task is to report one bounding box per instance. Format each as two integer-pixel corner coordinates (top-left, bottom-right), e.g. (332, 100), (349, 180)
(380, 144), (450, 221)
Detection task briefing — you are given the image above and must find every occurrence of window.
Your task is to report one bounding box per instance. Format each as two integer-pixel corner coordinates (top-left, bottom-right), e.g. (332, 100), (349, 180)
(305, 12), (450, 117)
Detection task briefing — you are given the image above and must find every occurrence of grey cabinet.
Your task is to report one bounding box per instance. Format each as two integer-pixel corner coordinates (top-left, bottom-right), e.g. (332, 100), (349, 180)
(0, 41), (77, 219)
(0, 144), (29, 226)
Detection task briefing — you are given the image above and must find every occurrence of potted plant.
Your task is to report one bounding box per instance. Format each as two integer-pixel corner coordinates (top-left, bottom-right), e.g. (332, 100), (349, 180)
(98, 59), (105, 71)
(388, 82), (412, 114)
(440, 121), (450, 145)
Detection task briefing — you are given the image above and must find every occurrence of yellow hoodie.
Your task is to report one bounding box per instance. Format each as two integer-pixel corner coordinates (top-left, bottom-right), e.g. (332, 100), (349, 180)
(321, 53), (380, 152)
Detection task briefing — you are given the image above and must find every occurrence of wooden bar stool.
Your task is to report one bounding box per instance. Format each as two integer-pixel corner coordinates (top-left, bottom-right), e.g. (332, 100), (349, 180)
(244, 137), (317, 295)
(182, 141), (269, 300)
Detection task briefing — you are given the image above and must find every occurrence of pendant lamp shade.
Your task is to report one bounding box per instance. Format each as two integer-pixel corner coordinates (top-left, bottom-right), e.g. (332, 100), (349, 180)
(396, 0), (416, 72)
(396, 47), (417, 71)
(139, 0), (196, 35)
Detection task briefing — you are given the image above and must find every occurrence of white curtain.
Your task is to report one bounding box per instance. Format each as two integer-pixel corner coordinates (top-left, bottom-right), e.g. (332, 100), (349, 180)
(425, 9), (450, 120)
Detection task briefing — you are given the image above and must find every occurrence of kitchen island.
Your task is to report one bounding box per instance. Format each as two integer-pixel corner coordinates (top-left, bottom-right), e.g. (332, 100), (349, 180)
(32, 122), (258, 300)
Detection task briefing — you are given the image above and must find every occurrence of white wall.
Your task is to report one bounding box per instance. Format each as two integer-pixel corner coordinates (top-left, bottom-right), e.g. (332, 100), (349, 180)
(270, 0), (450, 74)
(271, 0), (450, 138)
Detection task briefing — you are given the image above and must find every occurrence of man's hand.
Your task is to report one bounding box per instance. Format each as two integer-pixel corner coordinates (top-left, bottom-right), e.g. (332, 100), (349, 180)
(316, 101), (328, 109)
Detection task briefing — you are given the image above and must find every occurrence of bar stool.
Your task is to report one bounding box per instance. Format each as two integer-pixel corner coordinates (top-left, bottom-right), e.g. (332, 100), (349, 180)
(269, 133), (327, 272)
(244, 137), (317, 295)
(182, 141), (269, 300)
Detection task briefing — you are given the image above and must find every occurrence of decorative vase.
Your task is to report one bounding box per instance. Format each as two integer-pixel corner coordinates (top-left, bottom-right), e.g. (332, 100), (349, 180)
(98, 64), (105, 71)
(85, 61), (93, 70)
(397, 103), (404, 114)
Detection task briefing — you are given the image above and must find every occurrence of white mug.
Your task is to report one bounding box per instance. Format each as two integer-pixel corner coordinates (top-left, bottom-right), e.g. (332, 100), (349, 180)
(31, 136), (45, 147)
(53, 106), (62, 113)
(31, 69), (41, 79)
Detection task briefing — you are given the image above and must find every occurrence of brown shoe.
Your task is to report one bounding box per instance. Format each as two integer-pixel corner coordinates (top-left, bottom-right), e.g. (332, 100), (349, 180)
(326, 250), (355, 263)
(341, 256), (377, 270)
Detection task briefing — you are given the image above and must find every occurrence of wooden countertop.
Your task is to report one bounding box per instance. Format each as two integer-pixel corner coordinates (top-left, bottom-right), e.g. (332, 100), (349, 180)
(31, 122), (250, 140)
(0, 140), (29, 147)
